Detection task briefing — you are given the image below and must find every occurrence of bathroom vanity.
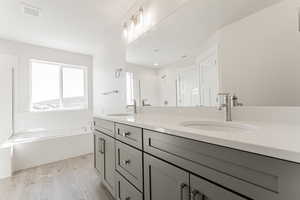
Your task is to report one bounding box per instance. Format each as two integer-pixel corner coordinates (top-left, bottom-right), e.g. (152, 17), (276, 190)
(93, 0), (300, 199)
(93, 116), (300, 200)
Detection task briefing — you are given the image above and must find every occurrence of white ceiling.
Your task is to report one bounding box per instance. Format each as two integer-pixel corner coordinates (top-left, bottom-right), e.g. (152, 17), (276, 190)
(0, 0), (136, 55)
(126, 0), (283, 68)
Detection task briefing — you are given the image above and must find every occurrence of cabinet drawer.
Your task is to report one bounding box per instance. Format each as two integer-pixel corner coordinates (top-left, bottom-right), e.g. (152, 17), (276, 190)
(144, 130), (300, 200)
(115, 172), (143, 200)
(94, 118), (114, 137)
(116, 141), (143, 191)
(115, 123), (142, 149)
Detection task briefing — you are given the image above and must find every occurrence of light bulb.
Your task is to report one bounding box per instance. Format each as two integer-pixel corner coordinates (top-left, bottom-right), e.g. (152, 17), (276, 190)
(123, 23), (128, 39)
(139, 7), (144, 26)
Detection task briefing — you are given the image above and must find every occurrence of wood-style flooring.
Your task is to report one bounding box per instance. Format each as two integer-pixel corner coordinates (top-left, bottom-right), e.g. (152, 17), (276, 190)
(0, 154), (113, 200)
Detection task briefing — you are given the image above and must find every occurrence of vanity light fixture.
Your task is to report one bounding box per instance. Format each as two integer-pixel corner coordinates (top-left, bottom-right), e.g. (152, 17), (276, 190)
(154, 63), (159, 66)
(123, 7), (146, 43)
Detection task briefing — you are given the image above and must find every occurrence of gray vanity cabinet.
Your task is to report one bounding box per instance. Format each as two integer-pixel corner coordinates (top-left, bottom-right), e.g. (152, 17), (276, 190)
(190, 175), (247, 200)
(144, 154), (189, 200)
(143, 129), (300, 200)
(93, 118), (300, 200)
(94, 131), (116, 197)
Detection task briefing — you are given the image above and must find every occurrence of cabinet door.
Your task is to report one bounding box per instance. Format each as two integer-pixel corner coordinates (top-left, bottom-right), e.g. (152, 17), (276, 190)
(190, 174), (247, 200)
(94, 132), (116, 197)
(144, 154), (189, 200)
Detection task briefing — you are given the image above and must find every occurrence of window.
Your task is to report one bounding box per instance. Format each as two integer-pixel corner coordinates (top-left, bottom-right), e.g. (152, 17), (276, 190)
(126, 72), (134, 105)
(30, 60), (88, 112)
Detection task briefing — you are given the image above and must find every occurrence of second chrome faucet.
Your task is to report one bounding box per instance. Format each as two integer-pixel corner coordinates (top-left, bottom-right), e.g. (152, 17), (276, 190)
(218, 93), (243, 121)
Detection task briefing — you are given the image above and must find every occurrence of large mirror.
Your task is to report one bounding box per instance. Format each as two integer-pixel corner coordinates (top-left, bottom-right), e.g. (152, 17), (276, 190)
(124, 0), (300, 107)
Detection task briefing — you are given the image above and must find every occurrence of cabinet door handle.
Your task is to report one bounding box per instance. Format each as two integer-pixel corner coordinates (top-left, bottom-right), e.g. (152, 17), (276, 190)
(191, 189), (204, 200)
(122, 132), (131, 137)
(98, 138), (102, 153)
(180, 183), (188, 200)
(123, 159), (131, 165)
(100, 138), (105, 154)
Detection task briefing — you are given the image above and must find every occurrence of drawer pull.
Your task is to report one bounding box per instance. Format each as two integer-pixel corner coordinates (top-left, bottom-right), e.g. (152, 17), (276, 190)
(123, 160), (131, 165)
(122, 132), (131, 137)
(125, 197), (131, 200)
(98, 138), (101, 153)
(99, 138), (105, 154)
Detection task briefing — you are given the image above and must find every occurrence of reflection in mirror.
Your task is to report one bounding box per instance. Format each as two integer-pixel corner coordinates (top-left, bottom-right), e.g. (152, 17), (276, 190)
(125, 0), (300, 107)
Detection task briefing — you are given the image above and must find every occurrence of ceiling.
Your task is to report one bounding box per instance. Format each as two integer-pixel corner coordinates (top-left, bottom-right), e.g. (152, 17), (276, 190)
(126, 0), (283, 68)
(0, 0), (136, 55)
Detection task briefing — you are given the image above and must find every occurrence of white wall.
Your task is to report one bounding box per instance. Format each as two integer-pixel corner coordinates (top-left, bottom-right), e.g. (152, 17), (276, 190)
(0, 54), (16, 143)
(0, 55), (14, 178)
(219, 0), (300, 106)
(157, 67), (178, 106)
(126, 63), (160, 106)
(93, 39), (128, 115)
(0, 39), (93, 134)
(93, 47), (160, 113)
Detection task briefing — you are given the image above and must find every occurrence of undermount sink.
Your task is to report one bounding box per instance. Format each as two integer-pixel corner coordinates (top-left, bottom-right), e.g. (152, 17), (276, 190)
(180, 121), (255, 133)
(107, 113), (133, 117)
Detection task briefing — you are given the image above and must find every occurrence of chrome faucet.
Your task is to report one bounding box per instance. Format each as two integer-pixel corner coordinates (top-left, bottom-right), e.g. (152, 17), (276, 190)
(218, 93), (232, 121)
(126, 99), (137, 114)
(218, 93), (243, 121)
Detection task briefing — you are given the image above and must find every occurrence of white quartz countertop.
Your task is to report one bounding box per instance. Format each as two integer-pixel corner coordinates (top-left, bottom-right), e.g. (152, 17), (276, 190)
(94, 113), (300, 164)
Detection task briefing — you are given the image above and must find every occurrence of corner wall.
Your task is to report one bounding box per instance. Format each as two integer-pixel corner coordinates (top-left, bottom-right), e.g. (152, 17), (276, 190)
(219, 0), (300, 106)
